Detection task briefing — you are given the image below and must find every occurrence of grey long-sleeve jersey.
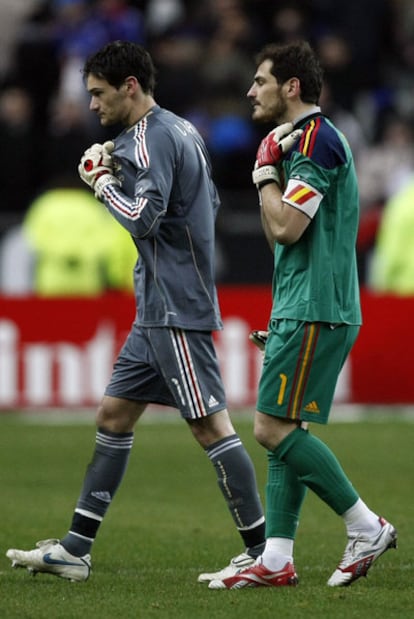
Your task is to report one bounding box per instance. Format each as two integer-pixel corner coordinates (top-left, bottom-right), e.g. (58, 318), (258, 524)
(100, 105), (223, 331)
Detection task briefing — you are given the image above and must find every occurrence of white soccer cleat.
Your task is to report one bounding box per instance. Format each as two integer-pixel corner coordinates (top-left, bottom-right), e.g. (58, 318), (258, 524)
(6, 539), (91, 582)
(327, 517), (397, 587)
(197, 552), (256, 583)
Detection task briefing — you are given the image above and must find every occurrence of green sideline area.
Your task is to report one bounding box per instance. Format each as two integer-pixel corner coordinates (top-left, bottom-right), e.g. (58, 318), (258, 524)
(0, 411), (412, 619)
(3, 403), (414, 425)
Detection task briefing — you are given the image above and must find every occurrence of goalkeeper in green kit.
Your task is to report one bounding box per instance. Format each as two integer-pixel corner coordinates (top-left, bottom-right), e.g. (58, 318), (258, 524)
(209, 40), (397, 590)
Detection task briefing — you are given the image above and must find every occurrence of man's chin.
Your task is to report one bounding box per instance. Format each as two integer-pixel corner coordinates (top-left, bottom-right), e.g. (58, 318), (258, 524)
(99, 116), (113, 126)
(252, 109), (273, 124)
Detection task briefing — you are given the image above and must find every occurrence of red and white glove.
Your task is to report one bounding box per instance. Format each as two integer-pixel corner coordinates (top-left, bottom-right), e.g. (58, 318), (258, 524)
(78, 141), (120, 199)
(252, 122), (303, 189)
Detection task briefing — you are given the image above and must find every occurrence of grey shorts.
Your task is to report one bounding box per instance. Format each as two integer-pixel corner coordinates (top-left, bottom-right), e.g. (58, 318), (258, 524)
(105, 324), (227, 419)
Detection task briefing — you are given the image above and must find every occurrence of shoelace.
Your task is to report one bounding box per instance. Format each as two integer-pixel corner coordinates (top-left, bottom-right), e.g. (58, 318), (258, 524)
(36, 539), (59, 549)
(339, 532), (377, 567)
(338, 536), (360, 565)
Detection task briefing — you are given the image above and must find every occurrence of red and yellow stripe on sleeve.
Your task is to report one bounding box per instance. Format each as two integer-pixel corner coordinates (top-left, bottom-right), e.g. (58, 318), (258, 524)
(298, 117), (321, 157)
(284, 183), (317, 205)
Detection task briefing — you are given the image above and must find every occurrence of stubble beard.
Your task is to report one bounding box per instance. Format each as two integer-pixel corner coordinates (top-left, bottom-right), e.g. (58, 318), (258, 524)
(252, 94), (288, 126)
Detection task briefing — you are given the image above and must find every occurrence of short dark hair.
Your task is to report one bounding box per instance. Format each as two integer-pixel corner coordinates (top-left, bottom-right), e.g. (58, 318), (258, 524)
(255, 40), (323, 104)
(82, 40), (156, 94)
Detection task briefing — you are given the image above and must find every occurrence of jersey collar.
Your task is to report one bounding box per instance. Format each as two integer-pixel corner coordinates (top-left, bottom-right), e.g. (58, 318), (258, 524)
(293, 106), (322, 129)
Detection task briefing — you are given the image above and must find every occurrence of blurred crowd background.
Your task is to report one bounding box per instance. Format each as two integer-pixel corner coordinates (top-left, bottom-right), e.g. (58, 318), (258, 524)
(1, 0), (414, 296)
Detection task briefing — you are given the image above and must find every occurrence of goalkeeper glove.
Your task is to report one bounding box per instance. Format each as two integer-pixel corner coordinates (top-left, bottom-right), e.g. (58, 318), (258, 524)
(78, 141), (120, 199)
(252, 122), (303, 189)
(249, 329), (269, 352)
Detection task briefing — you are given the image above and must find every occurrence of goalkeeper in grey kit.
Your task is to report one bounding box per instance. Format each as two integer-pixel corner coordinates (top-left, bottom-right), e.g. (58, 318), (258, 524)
(6, 40), (265, 583)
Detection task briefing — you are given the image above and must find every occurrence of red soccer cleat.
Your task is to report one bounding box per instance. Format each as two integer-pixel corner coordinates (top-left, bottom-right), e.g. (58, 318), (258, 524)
(209, 560), (298, 589)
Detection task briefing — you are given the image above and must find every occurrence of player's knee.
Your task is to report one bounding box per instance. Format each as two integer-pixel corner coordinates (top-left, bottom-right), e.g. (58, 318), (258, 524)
(187, 409), (235, 448)
(96, 396), (143, 433)
(253, 422), (270, 449)
(254, 412), (301, 450)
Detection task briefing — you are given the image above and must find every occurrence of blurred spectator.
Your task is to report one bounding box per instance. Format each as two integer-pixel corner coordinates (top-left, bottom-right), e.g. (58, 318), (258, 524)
(51, 1), (104, 60)
(190, 94), (257, 190)
(267, 1), (313, 44)
(51, 0), (113, 109)
(198, 22), (254, 96)
(209, 0), (259, 49)
(41, 95), (104, 185)
(355, 113), (414, 283)
(22, 184), (137, 296)
(0, 85), (40, 214)
(92, 0), (146, 43)
(150, 29), (204, 116)
(315, 32), (356, 111)
(2, 0), (414, 287)
(368, 177), (414, 295)
(313, 0), (394, 96)
(8, 0), (60, 129)
(145, 0), (185, 37)
(357, 114), (414, 213)
(319, 80), (367, 164)
(10, 1), (146, 126)
(0, 0), (41, 79)
(382, 0), (414, 126)
(189, 0), (258, 188)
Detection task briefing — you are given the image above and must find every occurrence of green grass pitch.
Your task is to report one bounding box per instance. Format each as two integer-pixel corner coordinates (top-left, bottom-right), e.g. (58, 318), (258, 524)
(0, 409), (412, 618)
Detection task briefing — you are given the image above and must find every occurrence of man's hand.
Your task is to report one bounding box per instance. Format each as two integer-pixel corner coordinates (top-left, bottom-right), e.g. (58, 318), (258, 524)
(256, 123), (303, 167)
(252, 123), (303, 189)
(78, 141), (120, 199)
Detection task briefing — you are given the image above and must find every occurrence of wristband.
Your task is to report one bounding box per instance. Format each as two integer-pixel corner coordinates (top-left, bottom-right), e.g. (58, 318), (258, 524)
(94, 174), (121, 199)
(252, 164), (281, 189)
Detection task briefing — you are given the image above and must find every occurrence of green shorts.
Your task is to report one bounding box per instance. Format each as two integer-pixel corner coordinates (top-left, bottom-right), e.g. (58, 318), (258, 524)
(257, 319), (359, 425)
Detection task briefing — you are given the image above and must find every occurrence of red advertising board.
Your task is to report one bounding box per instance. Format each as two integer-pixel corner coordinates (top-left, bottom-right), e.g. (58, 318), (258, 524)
(0, 293), (134, 408)
(351, 289), (413, 403)
(0, 287), (413, 408)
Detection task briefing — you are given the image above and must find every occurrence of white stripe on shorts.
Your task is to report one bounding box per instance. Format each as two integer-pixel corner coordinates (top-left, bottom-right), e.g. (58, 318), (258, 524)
(169, 328), (207, 419)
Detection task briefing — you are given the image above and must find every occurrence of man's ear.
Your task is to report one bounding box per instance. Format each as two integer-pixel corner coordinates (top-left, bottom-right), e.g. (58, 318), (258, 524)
(124, 76), (139, 94)
(286, 77), (301, 96)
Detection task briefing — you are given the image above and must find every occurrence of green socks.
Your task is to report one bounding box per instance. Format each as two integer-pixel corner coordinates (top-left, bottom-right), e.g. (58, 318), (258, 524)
(265, 455), (307, 538)
(273, 426), (358, 516)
